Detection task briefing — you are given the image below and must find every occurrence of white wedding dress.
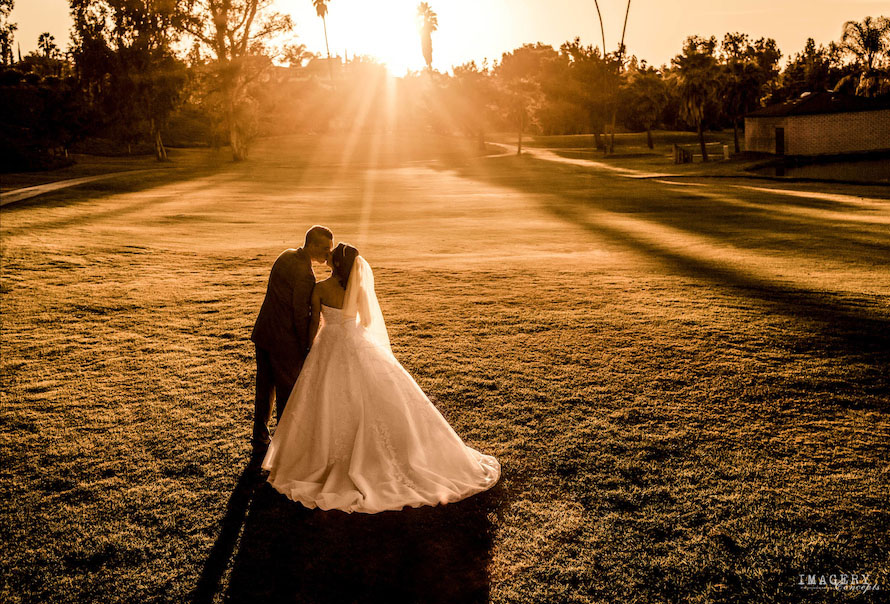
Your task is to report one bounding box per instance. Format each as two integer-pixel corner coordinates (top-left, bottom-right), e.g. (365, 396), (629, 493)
(262, 257), (500, 513)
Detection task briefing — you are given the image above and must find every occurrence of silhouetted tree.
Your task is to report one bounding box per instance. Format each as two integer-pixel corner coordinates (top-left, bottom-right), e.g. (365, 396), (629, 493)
(417, 2), (437, 71)
(672, 35), (718, 161)
(69, 0), (188, 160)
(842, 16), (890, 73)
(607, 0), (631, 153)
(590, 0), (608, 149)
(182, 0), (292, 160)
(839, 16), (890, 97)
(312, 0), (332, 80)
(559, 38), (610, 148)
(38, 32), (59, 58)
(619, 65), (666, 148)
(719, 32), (780, 152)
(280, 42), (316, 68)
(495, 43), (555, 154)
(772, 38), (841, 102)
(592, 1), (606, 62)
(533, 45), (581, 135)
(0, 0), (16, 66)
(313, 0), (331, 59)
(451, 60), (495, 148)
(1, 60), (87, 169)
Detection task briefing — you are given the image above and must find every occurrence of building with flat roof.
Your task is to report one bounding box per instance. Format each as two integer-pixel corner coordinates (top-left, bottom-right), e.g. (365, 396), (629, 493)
(744, 92), (890, 156)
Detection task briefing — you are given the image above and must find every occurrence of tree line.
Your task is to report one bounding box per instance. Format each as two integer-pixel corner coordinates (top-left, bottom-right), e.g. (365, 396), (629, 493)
(1, 0), (888, 169)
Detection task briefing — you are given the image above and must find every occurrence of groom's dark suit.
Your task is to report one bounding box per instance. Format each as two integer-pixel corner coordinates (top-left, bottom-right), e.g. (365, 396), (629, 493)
(251, 247), (315, 443)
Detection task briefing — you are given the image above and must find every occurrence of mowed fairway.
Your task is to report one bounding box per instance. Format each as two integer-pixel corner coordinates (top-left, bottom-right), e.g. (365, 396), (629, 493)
(2, 135), (889, 603)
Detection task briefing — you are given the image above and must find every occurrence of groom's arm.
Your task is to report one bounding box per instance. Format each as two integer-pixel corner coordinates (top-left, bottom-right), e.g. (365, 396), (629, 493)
(292, 275), (314, 355)
(307, 287), (322, 350)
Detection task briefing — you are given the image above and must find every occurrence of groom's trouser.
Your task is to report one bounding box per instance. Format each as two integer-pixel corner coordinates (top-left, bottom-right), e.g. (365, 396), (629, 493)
(253, 345), (300, 443)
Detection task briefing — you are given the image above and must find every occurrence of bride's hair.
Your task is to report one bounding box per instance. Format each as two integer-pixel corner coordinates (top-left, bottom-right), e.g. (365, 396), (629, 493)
(331, 243), (359, 289)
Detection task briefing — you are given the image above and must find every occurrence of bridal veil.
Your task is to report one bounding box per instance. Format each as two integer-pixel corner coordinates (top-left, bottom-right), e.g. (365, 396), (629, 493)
(341, 255), (391, 354)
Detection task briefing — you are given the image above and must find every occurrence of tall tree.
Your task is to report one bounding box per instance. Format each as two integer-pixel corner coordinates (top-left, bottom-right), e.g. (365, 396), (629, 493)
(182, 0), (292, 160)
(559, 38), (610, 149)
(311, 0), (332, 79)
(70, 0), (188, 160)
(672, 35), (718, 161)
(840, 16), (890, 97)
(719, 32), (780, 152)
(842, 16), (890, 73)
(451, 60), (495, 149)
(618, 65), (666, 149)
(0, 0), (16, 66)
(495, 43), (555, 155)
(417, 2), (437, 71)
(38, 32), (59, 59)
(607, 0), (631, 153)
(591, 0), (606, 61)
(591, 0), (608, 150)
(773, 38), (843, 102)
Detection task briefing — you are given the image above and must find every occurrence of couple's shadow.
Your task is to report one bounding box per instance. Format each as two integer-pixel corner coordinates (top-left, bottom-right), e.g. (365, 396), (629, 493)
(193, 450), (501, 604)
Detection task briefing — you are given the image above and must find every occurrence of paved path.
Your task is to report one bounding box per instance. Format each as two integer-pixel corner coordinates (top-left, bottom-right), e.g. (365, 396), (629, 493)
(490, 142), (677, 178)
(494, 142), (888, 206)
(0, 169), (158, 207)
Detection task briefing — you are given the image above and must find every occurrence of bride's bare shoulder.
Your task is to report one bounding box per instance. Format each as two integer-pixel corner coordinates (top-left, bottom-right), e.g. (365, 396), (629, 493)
(319, 276), (341, 288)
(314, 276), (342, 295)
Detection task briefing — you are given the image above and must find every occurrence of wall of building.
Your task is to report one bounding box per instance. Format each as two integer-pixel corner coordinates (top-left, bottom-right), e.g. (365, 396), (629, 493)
(745, 109), (890, 155)
(744, 116), (784, 153)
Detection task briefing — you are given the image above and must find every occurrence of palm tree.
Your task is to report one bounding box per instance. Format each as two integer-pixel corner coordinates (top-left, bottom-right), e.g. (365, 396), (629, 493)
(840, 16), (890, 97)
(417, 2), (437, 71)
(607, 0), (631, 153)
(591, 1), (608, 152)
(312, 0), (332, 78)
(0, 0), (16, 66)
(841, 16), (890, 73)
(37, 32), (58, 59)
(592, 1), (606, 59)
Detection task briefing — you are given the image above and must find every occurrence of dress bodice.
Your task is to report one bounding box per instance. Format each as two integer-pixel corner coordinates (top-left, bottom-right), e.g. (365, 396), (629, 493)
(321, 304), (357, 326)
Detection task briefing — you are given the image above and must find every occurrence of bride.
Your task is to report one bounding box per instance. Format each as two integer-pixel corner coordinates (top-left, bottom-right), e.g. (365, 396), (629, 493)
(262, 243), (500, 513)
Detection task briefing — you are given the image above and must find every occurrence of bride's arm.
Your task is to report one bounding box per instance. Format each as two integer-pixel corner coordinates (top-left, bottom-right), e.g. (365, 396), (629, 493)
(307, 286), (322, 350)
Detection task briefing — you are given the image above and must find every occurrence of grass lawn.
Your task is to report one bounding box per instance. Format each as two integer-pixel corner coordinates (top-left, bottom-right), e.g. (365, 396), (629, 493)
(1, 133), (888, 603)
(0, 147), (227, 194)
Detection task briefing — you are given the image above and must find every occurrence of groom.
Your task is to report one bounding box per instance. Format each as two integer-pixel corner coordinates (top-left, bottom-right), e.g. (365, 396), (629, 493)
(250, 225), (334, 448)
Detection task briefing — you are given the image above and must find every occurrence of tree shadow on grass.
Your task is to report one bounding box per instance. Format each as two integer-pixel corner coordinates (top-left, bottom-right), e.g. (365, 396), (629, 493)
(448, 156), (890, 356)
(560, 202), (890, 357)
(0, 172), (239, 237)
(223, 481), (500, 604)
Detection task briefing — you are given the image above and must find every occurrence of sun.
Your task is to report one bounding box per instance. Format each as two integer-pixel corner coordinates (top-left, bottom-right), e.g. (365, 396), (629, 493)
(343, 0), (429, 74)
(290, 0), (432, 75)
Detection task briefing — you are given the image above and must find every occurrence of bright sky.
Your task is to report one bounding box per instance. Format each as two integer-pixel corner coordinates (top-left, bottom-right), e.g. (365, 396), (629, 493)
(10, 0), (889, 74)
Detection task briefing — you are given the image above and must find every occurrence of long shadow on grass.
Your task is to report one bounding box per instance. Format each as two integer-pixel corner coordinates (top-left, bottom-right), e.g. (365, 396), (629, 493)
(223, 482), (500, 604)
(191, 449), (267, 604)
(0, 168), (236, 237)
(491, 156), (890, 262)
(448, 156), (890, 359)
(557, 202), (890, 357)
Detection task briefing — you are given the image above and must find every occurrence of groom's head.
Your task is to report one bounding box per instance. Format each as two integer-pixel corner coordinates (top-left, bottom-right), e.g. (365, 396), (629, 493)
(304, 225), (334, 262)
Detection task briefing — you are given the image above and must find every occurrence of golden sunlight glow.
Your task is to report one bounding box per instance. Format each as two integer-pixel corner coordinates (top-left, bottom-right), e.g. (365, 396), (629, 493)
(339, 0), (427, 75)
(14, 1), (878, 75)
(289, 0), (449, 75)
